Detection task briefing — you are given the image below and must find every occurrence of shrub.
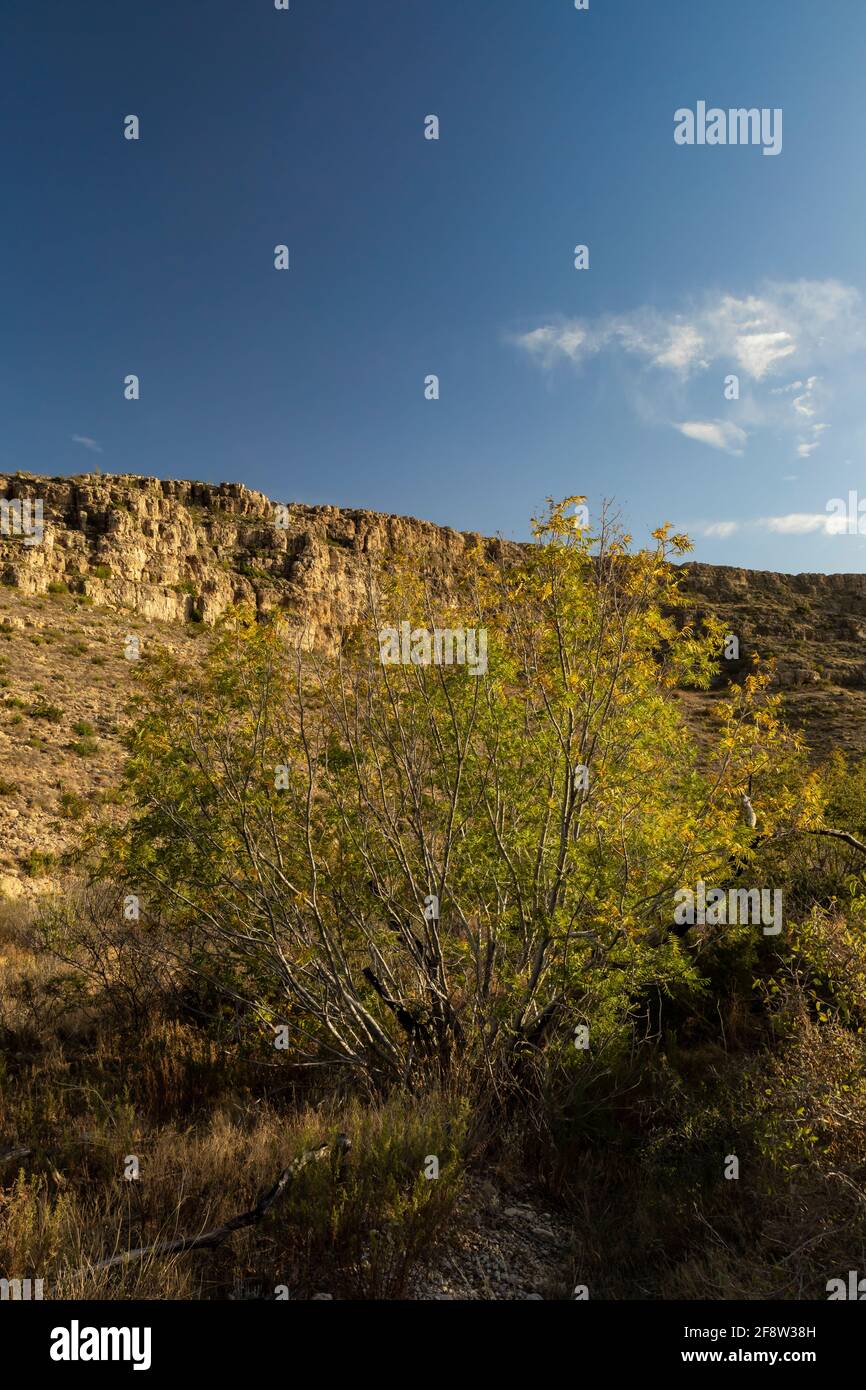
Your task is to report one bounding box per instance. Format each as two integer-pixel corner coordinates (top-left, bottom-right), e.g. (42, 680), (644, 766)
(29, 700), (63, 722)
(95, 499), (801, 1093)
(70, 737), (99, 757)
(23, 849), (56, 878)
(59, 790), (87, 818)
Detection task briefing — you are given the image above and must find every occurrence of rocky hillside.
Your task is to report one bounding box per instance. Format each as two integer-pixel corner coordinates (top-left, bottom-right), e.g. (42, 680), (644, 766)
(0, 471), (510, 649)
(679, 561), (866, 754)
(2, 470), (866, 898)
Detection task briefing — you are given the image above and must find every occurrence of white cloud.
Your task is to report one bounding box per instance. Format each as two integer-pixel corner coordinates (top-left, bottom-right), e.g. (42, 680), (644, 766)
(767, 377), (831, 459)
(71, 435), (103, 453)
(760, 512), (846, 535)
(731, 329), (795, 379)
(513, 280), (863, 383)
(653, 322), (707, 372)
(518, 324), (589, 364)
(675, 419), (747, 454)
(693, 510), (849, 540)
(796, 417), (829, 458)
(513, 279), (864, 463)
(791, 377), (819, 417)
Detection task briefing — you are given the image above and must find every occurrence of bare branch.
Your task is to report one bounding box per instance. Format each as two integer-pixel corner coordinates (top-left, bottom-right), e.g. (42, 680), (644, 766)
(82, 1135), (350, 1274)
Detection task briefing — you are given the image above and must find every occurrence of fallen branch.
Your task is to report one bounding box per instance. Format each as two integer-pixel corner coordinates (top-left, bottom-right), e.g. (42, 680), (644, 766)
(0, 1146), (31, 1165)
(83, 1134), (350, 1274)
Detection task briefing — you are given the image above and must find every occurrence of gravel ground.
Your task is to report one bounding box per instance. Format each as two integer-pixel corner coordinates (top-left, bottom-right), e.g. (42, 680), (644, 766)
(408, 1177), (575, 1301)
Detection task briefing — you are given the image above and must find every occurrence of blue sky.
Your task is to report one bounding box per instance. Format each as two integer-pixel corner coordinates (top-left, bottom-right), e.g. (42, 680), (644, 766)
(2, 0), (865, 570)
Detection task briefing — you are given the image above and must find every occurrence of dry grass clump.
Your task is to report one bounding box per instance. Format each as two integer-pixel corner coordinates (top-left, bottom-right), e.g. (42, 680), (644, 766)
(0, 893), (466, 1301)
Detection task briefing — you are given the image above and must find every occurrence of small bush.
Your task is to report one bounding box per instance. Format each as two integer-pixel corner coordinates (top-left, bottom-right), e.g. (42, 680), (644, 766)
(22, 849), (56, 878)
(59, 790), (87, 818)
(69, 737), (99, 757)
(29, 700), (64, 722)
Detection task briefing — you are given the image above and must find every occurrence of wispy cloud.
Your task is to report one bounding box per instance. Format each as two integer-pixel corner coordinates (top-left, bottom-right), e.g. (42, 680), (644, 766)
(771, 377), (830, 458)
(71, 434), (103, 453)
(675, 420), (747, 454)
(512, 280), (863, 381)
(761, 512), (843, 535)
(512, 279), (864, 461)
(699, 511), (848, 539)
(797, 424), (830, 459)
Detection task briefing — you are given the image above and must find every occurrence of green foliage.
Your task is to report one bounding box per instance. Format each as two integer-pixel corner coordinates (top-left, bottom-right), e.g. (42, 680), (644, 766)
(23, 849), (56, 878)
(59, 790), (87, 819)
(94, 499), (802, 1088)
(29, 699), (64, 722)
(70, 737), (99, 757)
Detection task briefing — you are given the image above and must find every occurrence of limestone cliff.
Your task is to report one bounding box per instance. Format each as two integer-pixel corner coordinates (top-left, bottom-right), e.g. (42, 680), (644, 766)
(0, 472), (509, 649)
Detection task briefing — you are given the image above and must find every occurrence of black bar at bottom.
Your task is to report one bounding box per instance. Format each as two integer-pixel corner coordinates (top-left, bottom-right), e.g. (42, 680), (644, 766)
(2, 1297), (855, 1376)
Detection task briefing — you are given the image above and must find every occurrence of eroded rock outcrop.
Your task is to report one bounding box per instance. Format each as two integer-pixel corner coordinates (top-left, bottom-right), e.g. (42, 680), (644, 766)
(0, 472), (511, 649)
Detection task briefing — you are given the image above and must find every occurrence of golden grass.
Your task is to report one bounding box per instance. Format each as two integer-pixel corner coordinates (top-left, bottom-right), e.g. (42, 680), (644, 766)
(0, 898), (466, 1301)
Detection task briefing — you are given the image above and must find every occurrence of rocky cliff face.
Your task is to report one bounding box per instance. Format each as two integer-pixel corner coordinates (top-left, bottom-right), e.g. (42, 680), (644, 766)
(0, 472), (509, 649)
(682, 562), (866, 690)
(679, 560), (866, 755)
(3, 471), (865, 697)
